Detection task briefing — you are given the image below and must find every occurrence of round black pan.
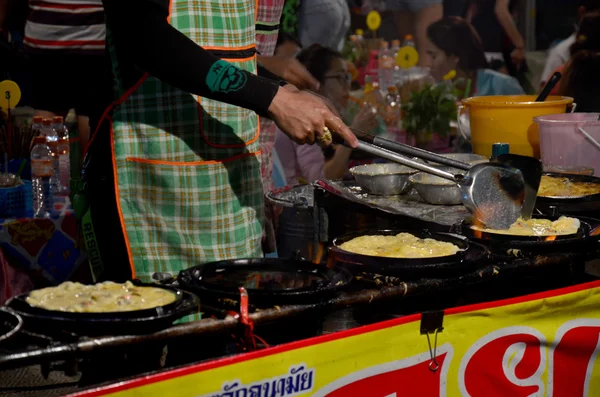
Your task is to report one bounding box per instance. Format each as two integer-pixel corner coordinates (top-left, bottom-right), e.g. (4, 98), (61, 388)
(536, 173), (600, 215)
(178, 258), (353, 307)
(6, 283), (199, 336)
(460, 215), (595, 255)
(329, 230), (486, 279)
(0, 308), (23, 346)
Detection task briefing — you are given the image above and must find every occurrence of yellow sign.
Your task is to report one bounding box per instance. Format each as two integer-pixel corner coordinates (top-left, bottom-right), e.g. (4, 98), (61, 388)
(396, 46), (419, 69)
(72, 281), (600, 397)
(0, 80), (22, 110)
(366, 10), (381, 32)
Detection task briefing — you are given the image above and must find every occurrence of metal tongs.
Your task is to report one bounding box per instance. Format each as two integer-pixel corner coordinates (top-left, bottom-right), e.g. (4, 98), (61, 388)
(347, 132), (541, 230)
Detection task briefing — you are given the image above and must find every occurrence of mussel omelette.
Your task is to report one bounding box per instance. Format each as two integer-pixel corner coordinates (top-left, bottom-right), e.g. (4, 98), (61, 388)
(471, 216), (580, 236)
(26, 281), (176, 313)
(538, 175), (600, 198)
(339, 233), (461, 258)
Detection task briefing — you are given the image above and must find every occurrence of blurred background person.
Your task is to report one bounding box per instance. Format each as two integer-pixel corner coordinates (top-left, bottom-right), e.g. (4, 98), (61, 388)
(466, 0), (525, 69)
(24, 0), (107, 153)
(546, 11), (600, 96)
(297, 0), (351, 51)
(275, 44), (380, 185)
(465, 0), (533, 92)
(558, 50), (600, 112)
(274, 32), (302, 58)
(540, 0), (600, 89)
(384, 0), (444, 66)
(426, 17), (524, 96)
(1, 0), (31, 107)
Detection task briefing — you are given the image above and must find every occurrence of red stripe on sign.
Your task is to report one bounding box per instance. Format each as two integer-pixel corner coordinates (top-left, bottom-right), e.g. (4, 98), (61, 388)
(446, 279), (600, 316)
(24, 37), (105, 46)
(29, 1), (101, 10)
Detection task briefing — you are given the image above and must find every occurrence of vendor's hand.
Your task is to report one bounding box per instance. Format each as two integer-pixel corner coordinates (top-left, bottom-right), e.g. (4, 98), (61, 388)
(268, 87), (358, 147)
(259, 55), (320, 91)
(510, 47), (525, 65)
(351, 105), (379, 133)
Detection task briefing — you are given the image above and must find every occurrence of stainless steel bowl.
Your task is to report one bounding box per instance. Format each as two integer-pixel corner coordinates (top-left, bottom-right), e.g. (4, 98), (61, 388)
(350, 163), (416, 196)
(410, 168), (464, 205)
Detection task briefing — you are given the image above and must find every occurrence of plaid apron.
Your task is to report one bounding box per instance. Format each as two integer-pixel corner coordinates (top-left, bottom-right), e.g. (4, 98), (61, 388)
(106, 0), (263, 281)
(256, 0), (284, 252)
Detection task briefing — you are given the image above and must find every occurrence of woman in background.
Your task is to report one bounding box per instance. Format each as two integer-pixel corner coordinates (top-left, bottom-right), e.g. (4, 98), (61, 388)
(559, 51), (600, 112)
(548, 11), (600, 95)
(275, 45), (381, 185)
(426, 17), (524, 96)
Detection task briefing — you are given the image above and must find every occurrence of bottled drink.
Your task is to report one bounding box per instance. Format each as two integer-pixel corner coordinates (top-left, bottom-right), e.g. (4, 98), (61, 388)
(40, 118), (60, 194)
(400, 34), (418, 81)
(52, 116), (70, 193)
(30, 116), (43, 151)
(378, 41), (394, 92)
(390, 40), (401, 85)
(31, 116), (43, 134)
(363, 76), (383, 112)
(491, 143), (510, 158)
(31, 136), (54, 218)
(384, 86), (402, 141)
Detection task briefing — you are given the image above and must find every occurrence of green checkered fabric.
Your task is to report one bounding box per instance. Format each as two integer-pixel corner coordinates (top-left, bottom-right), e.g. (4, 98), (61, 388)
(108, 0), (264, 282)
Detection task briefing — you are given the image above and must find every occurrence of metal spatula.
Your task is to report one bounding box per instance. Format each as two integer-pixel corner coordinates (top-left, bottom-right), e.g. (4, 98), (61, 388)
(352, 140), (525, 229)
(490, 154), (542, 220)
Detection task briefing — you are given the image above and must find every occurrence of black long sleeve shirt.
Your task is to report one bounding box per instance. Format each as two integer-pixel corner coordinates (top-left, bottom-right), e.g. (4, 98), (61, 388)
(101, 0), (282, 117)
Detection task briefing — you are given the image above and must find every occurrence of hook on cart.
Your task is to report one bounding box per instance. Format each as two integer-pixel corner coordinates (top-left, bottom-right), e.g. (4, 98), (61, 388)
(230, 287), (270, 352)
(420, 311), (444, 372)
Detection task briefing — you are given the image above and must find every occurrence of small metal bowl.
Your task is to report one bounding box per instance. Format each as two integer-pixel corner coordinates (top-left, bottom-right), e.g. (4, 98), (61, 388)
(410, 167), (463, 205)
(350, 163), (416, 196)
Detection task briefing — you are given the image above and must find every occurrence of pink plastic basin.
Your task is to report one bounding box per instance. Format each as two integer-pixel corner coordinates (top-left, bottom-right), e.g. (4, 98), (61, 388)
(534, 113), (600, 175)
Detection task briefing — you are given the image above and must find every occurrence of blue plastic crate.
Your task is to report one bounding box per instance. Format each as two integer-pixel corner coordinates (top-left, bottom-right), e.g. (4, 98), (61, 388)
(0, 180), (33, 218)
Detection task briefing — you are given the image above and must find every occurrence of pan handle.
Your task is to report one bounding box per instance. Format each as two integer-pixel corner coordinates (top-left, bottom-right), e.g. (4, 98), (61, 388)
(354, 141), (458, 181)
(372, 135), (470, 170)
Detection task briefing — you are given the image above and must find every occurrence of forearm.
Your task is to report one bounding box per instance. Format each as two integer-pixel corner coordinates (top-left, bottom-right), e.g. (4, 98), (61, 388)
(102, 0), (279, 116)
(495, 1), (524, 48)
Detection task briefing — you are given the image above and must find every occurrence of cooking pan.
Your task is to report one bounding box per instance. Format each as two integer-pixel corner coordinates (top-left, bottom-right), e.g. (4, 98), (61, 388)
(178, 258), (352, 308)
(0, 307), (23, 347)
(459, 215), (595, 256)
(329, 230), (486, 279)
(535, 173), (600, 215)
(6, 283), (199, 336)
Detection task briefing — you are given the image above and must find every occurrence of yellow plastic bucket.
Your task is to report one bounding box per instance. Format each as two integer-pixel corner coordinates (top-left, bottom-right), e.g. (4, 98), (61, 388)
(460, 95), (574, 158)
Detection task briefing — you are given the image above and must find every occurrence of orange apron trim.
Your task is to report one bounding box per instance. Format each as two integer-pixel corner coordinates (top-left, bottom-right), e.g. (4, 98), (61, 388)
(202, 43), (256, 52)
(125, 150), (261, 166)
(108, 116), (136, 278)
(84, 73), (150, 157)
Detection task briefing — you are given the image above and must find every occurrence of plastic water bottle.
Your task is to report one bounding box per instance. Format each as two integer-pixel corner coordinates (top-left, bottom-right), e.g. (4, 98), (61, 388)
(390, 40), (401, 85)
(384, 86), (402, 137)
(31, 116), (43, 135)
(378, 41), (394, 92)
(31, 136), (54, 218)
(401, 34), (417, 77)
(363, 75), (383, 112)
(39, 118), (60, 194)
(52, 116), (70, 194)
